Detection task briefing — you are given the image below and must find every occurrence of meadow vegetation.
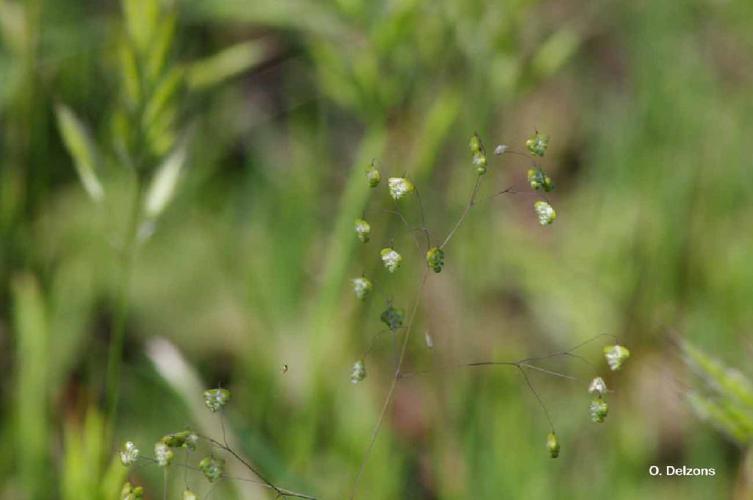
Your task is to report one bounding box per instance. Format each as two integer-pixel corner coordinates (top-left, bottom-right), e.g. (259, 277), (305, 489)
(2, 0), (753, 498)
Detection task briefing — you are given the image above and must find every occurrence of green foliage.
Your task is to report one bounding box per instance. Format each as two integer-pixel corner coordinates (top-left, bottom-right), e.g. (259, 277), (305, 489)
(2, 0), (753, 498)
(187, 41), (268, 91)
(12, 275), (50, 500)
(684, 341), (753, 445)
(61, 409), (125, 500)
(55, 105), (104, 202)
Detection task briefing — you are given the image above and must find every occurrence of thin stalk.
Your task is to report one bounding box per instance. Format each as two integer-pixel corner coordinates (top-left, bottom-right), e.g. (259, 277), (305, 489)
(184, 449), (190, 490)
(412, 186), (431, 248)
(517, 365), (555, 432)
(139, 455), (304, 496)
(439, 176), (482, 249)
(394, 333), (618, 435)
(350, 149), (576, 496)
(105, 178), (144, 442)
(349, 269), (429, 499)
(199, 434), (316, 500)
(400, 333), (613, 381)
(351, 169), (488, 498)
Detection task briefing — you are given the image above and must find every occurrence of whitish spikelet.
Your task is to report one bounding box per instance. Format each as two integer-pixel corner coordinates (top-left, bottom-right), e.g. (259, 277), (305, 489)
(352, 277), (373, 300)
(154, 442), (174, 467)
(380, 248), (402, 273)
(351, 360), (366, 384)
(604, 345), (630, 371)
(119, 441), (139, 466)
(388, 177), (414, 200)
(354, 219), (371, 243)
(588, 377), (608, 396)
(534, 201), (556, 225)
(203, 388), (231, 412)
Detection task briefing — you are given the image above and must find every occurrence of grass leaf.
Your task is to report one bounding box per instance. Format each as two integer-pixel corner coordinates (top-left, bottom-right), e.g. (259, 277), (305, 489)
(55, 104), (105, 202)
(187, 40), (267, 91)
(144, 139), (187, 218)
(12, 274), (51, 498)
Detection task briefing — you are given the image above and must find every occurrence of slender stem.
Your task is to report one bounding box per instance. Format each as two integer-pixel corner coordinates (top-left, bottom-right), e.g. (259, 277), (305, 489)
(184, 449), (190, 490)
(504, 149), (537, 160)
(163, 467), (168, 500)
(105, 178), (144, 443)
(475, 185), (519, 204)
(402, 359), (576, 382)
(350, 269), (429, 499)
(220, 412), (228, 447)
(408, 358), (560, 432)
(139, 456), (281, 491)
(401, 333), (612, 380)
(412, 187), (431, 248)
(519, 363), (578, 381)
(199, 434), (316, 500)
(349, 151), (594, 496)
(380, 209), (426, 250)
(351, 170), (488, 497)
(362, 328), (395, 359)
(517, 365), (555, 432)
(439, 176), (482, 249)
(518, 333), (616, 365)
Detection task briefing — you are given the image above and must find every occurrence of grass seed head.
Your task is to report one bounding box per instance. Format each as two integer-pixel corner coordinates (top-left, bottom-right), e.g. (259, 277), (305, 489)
(121, 482), (144, 500)
(547, 432), (560, 458)
(367, 163), (381, 188)
(526, 132), (549, 157)
(199, 456), (225, 482)
(588, 377), (608, 396)
(355, 218), (371, 243)
(380, 247), (402, 273)
(426, 247), (445, 273)
(388, 177), (415, 200)
(352, 277), (373, 300)
(590, 397), (609, 423)
(604, 345), (630, 371)
(154, 442), (174, 467)
(534, 201), (557, 225)
(203, 388), (231, 412)
(380, 304), (405, 331)
(351, 360), (367, 384)
(119, 441), (139, 466)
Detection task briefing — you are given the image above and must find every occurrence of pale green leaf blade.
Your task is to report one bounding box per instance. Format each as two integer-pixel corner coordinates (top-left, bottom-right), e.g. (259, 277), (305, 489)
(687, 392), (753, 445)
(144, 140), (187, 218)
(187, 40), (267, 91)
(683, 340), (753, 412)
(55, 104), (105, 202)
(13, 274), (51, 497)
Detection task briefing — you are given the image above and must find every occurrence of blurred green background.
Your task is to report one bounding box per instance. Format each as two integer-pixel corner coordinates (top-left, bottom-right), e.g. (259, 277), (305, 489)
(2, 0), (753, 498)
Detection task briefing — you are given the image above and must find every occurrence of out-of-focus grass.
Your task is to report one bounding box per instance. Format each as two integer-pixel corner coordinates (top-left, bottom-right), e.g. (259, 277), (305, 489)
(12, 275), (49, 500)
(1, 0), (753, 498)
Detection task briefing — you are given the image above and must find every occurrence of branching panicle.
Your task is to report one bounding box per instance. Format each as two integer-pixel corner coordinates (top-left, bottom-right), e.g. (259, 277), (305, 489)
(119, 387), (317, 499)
(346, 132), (630, 496)
(117, 132), (628, 499)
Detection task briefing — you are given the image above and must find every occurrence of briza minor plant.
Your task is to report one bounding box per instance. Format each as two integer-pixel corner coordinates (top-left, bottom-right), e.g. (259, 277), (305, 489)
(347, 132), (631, 497)
(117, 387), (316, 499)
